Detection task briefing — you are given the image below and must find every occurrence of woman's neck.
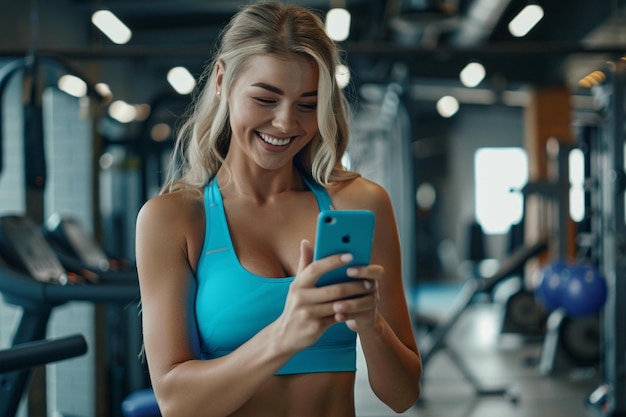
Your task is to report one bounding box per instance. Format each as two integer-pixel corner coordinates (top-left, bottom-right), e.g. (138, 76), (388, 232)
(216, 164), (304, 203)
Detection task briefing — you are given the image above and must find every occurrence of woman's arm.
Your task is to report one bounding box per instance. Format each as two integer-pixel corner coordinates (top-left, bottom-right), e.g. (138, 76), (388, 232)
(136, 193), (290, 416)
(332, 180), (422, 412)
(136, 192), (367, 417)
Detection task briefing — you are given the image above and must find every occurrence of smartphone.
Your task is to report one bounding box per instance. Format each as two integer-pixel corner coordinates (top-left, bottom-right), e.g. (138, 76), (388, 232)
(313, 209), (375, 287)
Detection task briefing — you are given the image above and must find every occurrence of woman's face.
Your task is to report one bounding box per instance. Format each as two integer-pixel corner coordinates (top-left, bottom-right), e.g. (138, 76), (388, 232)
(221, 53), (320, 172)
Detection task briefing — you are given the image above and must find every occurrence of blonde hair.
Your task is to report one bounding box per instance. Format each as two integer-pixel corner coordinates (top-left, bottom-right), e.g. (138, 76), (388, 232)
(162, 1), (358, 193)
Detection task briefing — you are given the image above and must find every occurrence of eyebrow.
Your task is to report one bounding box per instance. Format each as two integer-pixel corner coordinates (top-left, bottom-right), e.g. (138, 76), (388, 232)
(251, 82), (317, 97)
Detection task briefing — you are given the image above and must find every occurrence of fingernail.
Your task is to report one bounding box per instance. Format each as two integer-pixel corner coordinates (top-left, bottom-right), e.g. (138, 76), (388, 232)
(340, 254), (353, 263)
(363, 280), (372, 290)
(346, 267), (358, 276)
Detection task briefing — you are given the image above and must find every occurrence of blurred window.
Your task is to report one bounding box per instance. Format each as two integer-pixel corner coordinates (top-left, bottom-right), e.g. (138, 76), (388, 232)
(475, 147), (528, 234)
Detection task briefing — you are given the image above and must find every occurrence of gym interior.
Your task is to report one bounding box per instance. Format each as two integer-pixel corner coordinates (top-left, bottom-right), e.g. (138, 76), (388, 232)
(0, 1), (625, 416)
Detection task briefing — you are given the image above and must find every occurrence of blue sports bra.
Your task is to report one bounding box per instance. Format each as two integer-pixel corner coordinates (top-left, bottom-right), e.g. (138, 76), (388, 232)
(194, 175), (357, 375)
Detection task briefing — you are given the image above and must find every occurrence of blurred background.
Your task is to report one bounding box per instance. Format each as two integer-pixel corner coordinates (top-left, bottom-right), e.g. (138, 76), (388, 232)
(0, 1), (625, 416)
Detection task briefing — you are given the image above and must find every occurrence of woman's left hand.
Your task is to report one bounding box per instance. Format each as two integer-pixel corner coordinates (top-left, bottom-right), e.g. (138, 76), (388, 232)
(332, 265), (384, 334)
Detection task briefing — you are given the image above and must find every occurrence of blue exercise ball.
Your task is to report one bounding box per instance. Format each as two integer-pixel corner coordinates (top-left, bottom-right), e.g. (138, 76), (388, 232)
(560, 263), (607, 317)
(534, 260), (570, 312)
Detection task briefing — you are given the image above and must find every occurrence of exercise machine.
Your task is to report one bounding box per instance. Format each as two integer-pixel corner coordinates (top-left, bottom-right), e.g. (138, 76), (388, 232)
(494, 138), (575, 340)
(43, 213), (139, 283)
(0, 334), (87, 374)
(416, 239), (548, 401)
(0, 214), (140, 417)
(0, 333), (87, 415)
(538, 309), (601, 375)
(493, 274), (546, 337)
(42, 213), (151, 411)
(582, 58), (626, 417)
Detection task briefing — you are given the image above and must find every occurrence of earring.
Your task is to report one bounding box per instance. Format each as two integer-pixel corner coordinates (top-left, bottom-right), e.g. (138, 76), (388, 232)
(216, 90), (221, 97)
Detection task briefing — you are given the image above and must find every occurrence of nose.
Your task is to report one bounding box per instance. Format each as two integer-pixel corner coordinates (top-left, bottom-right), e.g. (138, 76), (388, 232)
(272, 103), (298, 132)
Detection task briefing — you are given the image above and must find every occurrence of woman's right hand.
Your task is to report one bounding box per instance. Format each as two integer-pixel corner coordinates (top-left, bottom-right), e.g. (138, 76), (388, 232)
(273, 239), (371, 354)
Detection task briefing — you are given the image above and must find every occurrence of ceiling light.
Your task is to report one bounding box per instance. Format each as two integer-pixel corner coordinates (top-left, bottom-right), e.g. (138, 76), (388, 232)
(58, 74), (87, 98)
(109, 100), (137, 123)
(167, 66), (196, 95)
(460, 62), (486, 87)
(95, 82), (113, 104)
(508, 4), (544, 38)
(325, 8), (351, 42)
(91, 10), (132, 45)
(436, 96), (459, 118)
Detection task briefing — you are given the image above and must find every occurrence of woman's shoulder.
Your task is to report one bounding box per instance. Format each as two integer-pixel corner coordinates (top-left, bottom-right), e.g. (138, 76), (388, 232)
(137, 188), (205, 231)
(136, 187), (207, 275)
(327, 176), (392, 212)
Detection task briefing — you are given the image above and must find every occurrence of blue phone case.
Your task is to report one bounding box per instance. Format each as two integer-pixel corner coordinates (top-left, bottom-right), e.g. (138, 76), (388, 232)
(313, 210), (375, 287)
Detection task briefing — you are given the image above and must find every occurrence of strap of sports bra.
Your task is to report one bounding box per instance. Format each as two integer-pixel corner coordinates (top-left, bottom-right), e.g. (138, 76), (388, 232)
(207, 177), (220, 206)
(301, 174), (334, 211)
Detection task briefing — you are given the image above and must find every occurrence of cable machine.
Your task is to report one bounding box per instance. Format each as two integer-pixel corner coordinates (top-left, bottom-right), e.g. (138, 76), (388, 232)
(586, 58), (626, 417)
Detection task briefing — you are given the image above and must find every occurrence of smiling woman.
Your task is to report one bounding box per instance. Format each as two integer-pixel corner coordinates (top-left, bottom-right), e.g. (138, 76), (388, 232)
(221, 54), (320, 169)
(134, 2), (421, 416)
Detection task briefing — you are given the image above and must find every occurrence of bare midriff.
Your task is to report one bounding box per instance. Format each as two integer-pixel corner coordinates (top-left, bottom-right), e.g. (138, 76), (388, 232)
(227, 372), (356, 417)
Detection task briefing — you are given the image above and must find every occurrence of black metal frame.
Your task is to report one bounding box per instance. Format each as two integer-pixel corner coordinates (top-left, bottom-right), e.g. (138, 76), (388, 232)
(586, 58), (626, 417)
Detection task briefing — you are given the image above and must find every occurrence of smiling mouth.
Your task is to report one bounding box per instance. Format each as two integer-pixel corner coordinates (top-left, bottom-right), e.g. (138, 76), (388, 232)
(258, 132), (292, 146)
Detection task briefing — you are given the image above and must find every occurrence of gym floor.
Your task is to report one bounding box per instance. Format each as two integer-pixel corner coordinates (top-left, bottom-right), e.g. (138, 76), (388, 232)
(354, 302), (601, 417)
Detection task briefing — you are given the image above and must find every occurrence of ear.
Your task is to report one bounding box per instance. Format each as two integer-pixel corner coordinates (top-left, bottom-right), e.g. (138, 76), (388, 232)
(215, 60), (225, 95)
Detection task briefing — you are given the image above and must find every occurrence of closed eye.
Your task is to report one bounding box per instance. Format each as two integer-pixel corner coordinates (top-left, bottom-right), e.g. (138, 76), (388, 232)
(299, 103), (317, 111)
(254, 97), (276, 105)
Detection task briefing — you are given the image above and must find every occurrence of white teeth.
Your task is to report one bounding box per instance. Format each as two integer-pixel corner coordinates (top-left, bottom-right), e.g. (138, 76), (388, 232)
(259, 132), (291, 146)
